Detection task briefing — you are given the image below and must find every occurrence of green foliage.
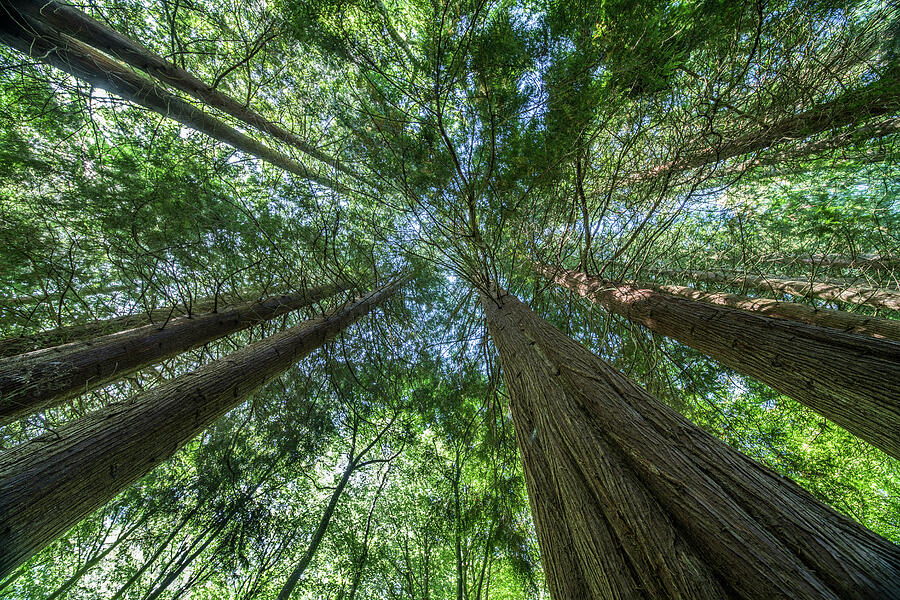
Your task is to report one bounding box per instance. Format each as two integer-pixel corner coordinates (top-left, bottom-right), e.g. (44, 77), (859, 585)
(1, 0), (898, 597)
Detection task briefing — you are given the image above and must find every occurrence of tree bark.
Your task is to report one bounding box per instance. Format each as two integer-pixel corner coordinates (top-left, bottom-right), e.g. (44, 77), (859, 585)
(658, 268), (900, 312)
(0, 287), (276, 359)
(0, 282), (347, 425)
(623, 278), (900, 342)
(630, 74), (900, 184)
(0, 10), (351, 194)
(0, 275), (406, 578)
(540, 266), (900, 460)
(481, 285), (900, 599)
(7, 0), (359, 182)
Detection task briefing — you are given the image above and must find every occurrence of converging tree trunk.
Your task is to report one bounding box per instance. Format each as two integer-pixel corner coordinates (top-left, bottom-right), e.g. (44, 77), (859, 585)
(276, 462), (355, 600)
(759, 252), (900, 271)
(481, 285), (900, 599)
(345, 466), (389, 600)
(277, 415), (396, 600)
(0, 10), (350, 194)
(623, 278), (900, 342)
(658, 268), (900, 312)
(7, 0), (358, 181)
(142, 519), (227, 600)
(0, 282), (347, 425)
(0, 287), (284, 359)
(539, 267), (900, 460)
(107, 504), (201, 600)
(0, 275), (406, 578)
(631, 73), (900, 184)
(715, 116), (900, 179)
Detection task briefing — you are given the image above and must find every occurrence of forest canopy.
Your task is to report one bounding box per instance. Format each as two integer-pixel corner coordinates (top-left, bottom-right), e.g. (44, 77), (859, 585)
(0, 0), (898, 598)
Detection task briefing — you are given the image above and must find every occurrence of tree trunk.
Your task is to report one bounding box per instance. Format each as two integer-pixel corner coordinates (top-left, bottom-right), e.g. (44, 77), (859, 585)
(623, 278), (900, 342)
(630, 74), (900, 184)
(276, 462), (355, 600)
(759, 253), (900, 271)
(0, 287), (273, 359)
(0, 283), (129, 310)
(540, 266), (900, 460)
(8, 0), (358, 182)
(277, 413), (396, 600)
(658, 268), (900, 312)
(0, 282), (346, 425)
(0, 11), (350, 194)
(374, 0), (420, 69)
(346, 465), (389, 600)
(718, 116), (900, 179)
(481, 285), (900, 599)
(0, 275), (406, 578)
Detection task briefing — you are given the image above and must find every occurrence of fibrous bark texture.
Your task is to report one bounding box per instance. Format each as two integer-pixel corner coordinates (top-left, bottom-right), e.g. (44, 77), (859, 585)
(660, 268), (900, 312)
(481, 286), (900, 599)
(626, 278), (900, 342)
(0, 282), (347, 425)
(540, 267), (900, 460)
(0, 287), (280, 359)
(0, 276), (405, 578)
(0, 9), (350, 194)
(8, 0), (357, 181)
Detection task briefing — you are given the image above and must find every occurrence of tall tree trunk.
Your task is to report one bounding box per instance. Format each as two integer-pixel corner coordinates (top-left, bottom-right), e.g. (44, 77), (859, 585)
(481, 285), (900, 599)
(373, 0), (420, 69)
(658, 268), (900, 312)
(0, 10), (350, 194)
(622, 278), (900, 342)
(346, 464), (390, 600)
(540, 266), (900, 460)
(630, 73), (900, 184)
(0, 283), (129, 310)
(0, 282), (346, 425)
(718, 116), (900, 179)
(276, 462), (355, 600)
(277, 414), (396, 600)
(0, 287), (274, 359)
(7, 0), (358, 182)
(759, 253), (900, 271)
(0, 275), (406, 578)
